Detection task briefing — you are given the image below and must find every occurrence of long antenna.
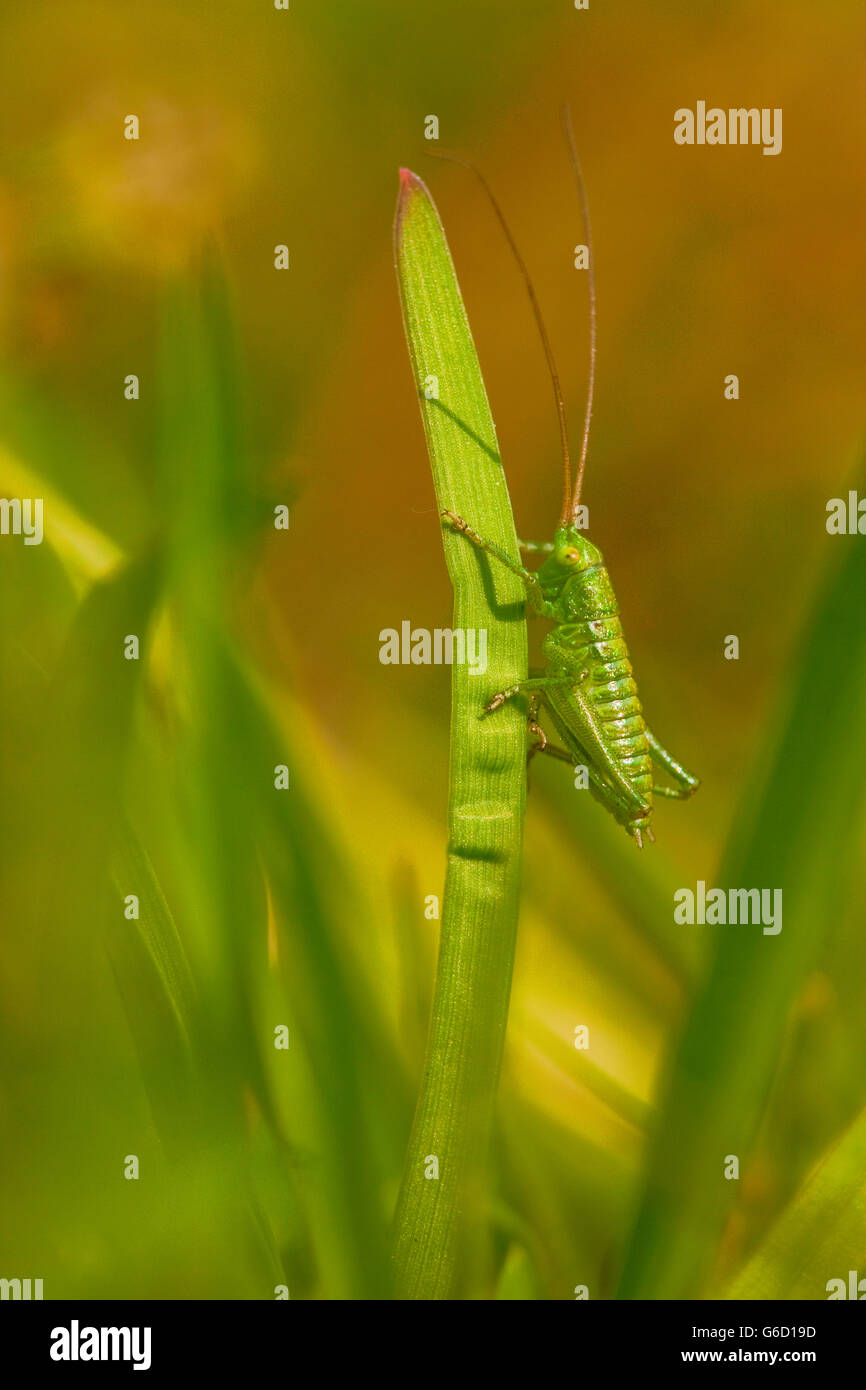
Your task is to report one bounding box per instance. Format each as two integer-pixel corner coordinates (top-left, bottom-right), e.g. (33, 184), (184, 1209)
(561, 104), (597, 522)
(426, 148), (574, 528)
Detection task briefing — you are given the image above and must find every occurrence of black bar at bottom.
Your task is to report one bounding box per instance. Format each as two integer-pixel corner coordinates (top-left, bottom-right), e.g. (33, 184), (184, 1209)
(0, 1298), (861, 1375)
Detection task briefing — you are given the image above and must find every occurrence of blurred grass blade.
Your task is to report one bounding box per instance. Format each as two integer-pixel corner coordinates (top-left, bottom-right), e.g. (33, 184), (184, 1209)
(725, 1102), (866, 1299)
(46, 548), (162, 859)
(0, 443), (123, 588)
(155, 252), (282, 1139)
(157, 254), (396, 1296)
(391, 168), (528, 1298)
(495, 1244), (544, 1300)
(110, 822), (198, 1045)
(107, 826), (198, 1153)
(618, 510), (866, 1299)
(533, 763), (701, 986)
(219, 651), (398, 1298)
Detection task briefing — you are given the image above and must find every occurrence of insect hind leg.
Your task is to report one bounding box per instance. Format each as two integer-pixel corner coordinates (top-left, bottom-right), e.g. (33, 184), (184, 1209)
(528, 706), (653, 847)
(646, 729), (699, 799)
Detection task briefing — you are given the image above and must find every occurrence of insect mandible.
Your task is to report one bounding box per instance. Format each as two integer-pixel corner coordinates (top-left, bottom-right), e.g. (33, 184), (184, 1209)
(435, 109), (699, 848)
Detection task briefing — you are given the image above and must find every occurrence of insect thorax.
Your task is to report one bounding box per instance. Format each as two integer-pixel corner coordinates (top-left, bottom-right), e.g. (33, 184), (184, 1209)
(551, 563), (620, 624)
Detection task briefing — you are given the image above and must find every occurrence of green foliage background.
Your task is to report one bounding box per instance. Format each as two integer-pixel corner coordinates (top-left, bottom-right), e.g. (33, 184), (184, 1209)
(0, 0), (864, 1299)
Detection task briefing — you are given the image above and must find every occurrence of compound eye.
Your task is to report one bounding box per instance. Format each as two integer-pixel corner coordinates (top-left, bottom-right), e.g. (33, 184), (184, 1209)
(562, 547), (581, 564)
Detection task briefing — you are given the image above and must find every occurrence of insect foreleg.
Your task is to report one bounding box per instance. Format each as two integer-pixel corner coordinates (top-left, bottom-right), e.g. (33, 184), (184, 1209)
(646, 729), (700, 798)
(441, 510), (556, 617)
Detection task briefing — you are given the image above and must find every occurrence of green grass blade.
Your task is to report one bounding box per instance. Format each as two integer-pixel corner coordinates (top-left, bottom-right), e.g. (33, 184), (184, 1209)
(110, 821), (198, 1044)
(222, 652), (398, 1298)
(155, 254), (288, 1143)
(106, 827), (198, 1154)
(618, 517), (866, 1299)
(391, 169), (528, 1298)
(725, 1102), (866, 1299)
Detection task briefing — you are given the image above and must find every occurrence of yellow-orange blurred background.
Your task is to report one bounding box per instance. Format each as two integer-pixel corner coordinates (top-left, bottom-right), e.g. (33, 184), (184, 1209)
(0, 0), (864, 1300)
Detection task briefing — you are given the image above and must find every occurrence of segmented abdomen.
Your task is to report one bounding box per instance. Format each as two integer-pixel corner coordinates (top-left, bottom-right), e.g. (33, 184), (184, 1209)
(542, 608), (653, 810)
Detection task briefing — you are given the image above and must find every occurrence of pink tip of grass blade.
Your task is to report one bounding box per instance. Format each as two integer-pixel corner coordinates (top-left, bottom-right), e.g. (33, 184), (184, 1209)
(394, 167), (428, 242)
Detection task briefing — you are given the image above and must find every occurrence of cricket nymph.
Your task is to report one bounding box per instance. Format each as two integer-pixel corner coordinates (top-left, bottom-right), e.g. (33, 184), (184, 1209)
(436, 109), (698, 846)
(535, 527), (656, 846)
(443, 513), (698, 848)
